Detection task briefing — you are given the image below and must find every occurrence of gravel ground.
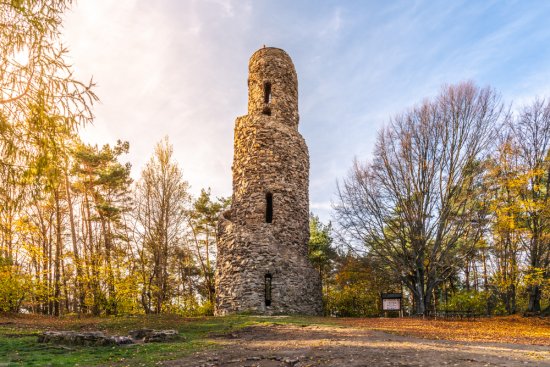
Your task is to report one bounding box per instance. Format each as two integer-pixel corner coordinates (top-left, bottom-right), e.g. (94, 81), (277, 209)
(165, 323), (550, 367)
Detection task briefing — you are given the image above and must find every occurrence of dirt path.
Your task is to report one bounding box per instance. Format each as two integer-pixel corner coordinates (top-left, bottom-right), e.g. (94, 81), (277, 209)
(165, 323), (550, 367)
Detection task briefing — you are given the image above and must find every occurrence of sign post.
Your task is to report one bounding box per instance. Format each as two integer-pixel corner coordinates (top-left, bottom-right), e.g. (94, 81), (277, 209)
(381, 293), (403, 317)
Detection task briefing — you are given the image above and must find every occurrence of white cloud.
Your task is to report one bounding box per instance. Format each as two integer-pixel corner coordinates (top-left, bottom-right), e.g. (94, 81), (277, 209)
(61, 0), (550, 212)
(63, 0), (255, 198)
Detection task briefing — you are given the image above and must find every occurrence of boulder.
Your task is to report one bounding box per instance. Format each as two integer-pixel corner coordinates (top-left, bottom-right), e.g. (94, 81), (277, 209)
(128, 328), (154, 339)
(129, 328), (178, 343)
(37, 331), (132, 346)
(38, 328), (178, 346)
(143, 329), (178, 343)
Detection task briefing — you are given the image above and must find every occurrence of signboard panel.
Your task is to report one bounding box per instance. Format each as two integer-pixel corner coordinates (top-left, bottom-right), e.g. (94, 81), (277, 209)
(382, 298), (401, 311)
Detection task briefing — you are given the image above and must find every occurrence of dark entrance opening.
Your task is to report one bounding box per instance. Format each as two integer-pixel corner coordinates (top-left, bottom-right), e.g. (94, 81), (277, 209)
(265, 273), (272, 306)
(265, 192), (273, 223)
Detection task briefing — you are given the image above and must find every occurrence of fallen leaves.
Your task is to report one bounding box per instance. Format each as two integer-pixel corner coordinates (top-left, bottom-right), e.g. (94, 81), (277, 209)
(338, 315), (550, 346)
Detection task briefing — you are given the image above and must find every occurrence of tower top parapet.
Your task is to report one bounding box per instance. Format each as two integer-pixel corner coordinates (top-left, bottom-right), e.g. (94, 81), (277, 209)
(247, 47), (299, 128)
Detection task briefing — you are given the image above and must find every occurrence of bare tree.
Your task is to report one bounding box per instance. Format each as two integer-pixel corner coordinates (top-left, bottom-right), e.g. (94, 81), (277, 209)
(335, 82), (502, 315)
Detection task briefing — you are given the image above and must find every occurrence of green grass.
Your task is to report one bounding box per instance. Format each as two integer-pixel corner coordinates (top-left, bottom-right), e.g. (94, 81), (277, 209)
(0, 314), (329, 366)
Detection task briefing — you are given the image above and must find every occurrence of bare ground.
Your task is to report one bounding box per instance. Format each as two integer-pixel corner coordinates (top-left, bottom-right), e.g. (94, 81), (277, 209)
(165, 323), (550, 367)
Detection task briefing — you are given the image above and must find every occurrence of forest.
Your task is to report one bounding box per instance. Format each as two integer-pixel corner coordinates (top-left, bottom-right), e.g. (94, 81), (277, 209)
(331, 83), (550, 317)
(1, 1), (548, 318)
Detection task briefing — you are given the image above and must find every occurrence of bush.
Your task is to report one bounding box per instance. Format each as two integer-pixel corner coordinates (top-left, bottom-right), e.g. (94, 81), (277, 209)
(0, 259), (30, 312)
(443, 290), (488, 314)
(325, 280), (380, 317)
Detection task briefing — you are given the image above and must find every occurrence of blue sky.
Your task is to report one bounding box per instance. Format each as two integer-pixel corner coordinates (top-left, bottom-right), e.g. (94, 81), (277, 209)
(63, 0), (550, 221)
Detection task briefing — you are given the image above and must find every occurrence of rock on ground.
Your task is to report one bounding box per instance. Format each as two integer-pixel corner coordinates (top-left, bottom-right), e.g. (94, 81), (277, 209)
(37, 331), (130, 346)
(38, 328), (178, 346)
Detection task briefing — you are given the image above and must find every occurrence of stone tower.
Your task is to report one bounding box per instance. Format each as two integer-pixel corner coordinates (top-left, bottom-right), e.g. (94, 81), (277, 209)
(215, 47), (322, 315)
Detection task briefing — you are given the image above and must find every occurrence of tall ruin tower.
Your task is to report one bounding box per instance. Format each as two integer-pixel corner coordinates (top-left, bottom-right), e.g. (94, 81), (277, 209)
(215, 47), (322, 315)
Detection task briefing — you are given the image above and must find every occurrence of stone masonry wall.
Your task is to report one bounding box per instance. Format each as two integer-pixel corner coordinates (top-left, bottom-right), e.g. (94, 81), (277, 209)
(215, 47), (322, 315)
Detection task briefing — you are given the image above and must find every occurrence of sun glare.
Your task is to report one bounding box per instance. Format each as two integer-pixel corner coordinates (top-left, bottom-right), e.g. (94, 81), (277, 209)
(12, 47), (30, 66)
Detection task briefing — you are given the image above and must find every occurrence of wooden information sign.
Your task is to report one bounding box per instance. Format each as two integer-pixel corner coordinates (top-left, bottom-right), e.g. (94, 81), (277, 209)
(381, 293), (403, 317)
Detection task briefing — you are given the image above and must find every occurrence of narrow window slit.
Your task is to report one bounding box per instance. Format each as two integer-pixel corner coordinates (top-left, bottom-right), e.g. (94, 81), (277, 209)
(264, 82), (272, 103)
(265, 273), (272, 306)
(265, 192), (273, 223)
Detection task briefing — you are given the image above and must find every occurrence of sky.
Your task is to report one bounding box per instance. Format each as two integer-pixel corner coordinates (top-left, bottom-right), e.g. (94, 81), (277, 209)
(62, 0), (550, 222)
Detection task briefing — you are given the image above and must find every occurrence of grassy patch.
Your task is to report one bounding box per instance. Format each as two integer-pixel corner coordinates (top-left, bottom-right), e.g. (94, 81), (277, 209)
(0, 314), (330, 366)
(8, 313), (546, 366)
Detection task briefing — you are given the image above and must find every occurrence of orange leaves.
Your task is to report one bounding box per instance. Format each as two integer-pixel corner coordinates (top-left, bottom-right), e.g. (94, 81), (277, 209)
(338, 316), (550, 346)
